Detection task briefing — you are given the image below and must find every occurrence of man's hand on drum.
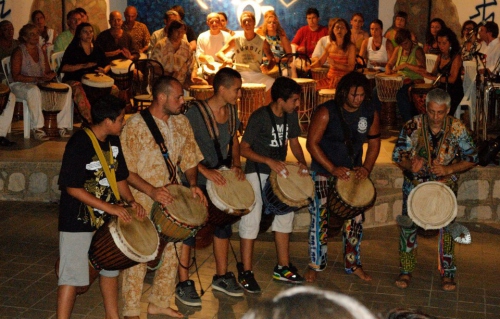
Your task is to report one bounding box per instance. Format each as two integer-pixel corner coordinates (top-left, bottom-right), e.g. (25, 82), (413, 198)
(151, 186), (174, 206)
(81, 62), (97, 70)
(353, 166), (370, 180)
(268, 159), (289, 177)
(297, 162), (309, 177)
(330, 166), (351, 181)
(206, 169), (227, 186)
(191, 76), (208, 85)
(190, 186), (208, 206)
(231, 165), (245, 180)
(108, 204), (133, 223)
(260, 64), (271, 74)
(430, 159), (450, 177)
(122, 48), (132, 59)
(129, 201), (147, 219)
(411, 156), (425, 173)
(95, 67), (106, 74)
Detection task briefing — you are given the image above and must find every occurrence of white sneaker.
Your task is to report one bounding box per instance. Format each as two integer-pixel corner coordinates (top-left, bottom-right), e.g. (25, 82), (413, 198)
(33, 129), (49, 141)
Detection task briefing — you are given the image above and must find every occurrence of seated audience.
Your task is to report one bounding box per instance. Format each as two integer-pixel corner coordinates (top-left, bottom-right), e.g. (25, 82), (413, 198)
(54, 10), (82, 52)
(350, 13), (369, 55)
(74, 7), (100, 40)
(384, 11), (418, 47)
(291, 7), (328, 58)
(218, 12), (235, 36)
(424, 18), (447, 55)
(311, 18), (336, 67)
(10, 24), (72, 140)
(359, 19), (393, 70)
(31, 10), (56, 51)
(478, 21), (500, 75)
(170, 5), (197, 51)
(96, 11), (139, 64)
(461, 20), (478, 62)
(122, 6), (151, 54)
(0, 21), (19, 82)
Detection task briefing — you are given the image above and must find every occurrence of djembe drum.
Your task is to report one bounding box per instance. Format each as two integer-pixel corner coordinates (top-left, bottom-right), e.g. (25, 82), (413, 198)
(82, 73), (114, 105)
(0, 83), (10, 116)
(263, 163), (314, 215)
(375, 73), (404, 129)
(411, 83), (434, 114)
(311, 68), (329, 81)
(317, 89), (336, 106)
(293, 78), (316, 131)
(38, 82), (69, 137)
(327, 173), (377, 220)
(407, 182), (457, 230)
(238, 83), (266, 129)
(110, 59), (134, 112)
(189, 85), (214, 101)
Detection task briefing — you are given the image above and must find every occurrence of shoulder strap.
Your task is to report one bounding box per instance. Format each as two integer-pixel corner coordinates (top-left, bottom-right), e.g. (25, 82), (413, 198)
(140, 109), (178, 184)
(332, 104), (355, 166)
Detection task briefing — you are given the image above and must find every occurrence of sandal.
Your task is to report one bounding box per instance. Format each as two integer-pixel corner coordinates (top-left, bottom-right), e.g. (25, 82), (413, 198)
(33, 129), (49, 141)
(395, 273), (412, 289)
(441, 277), (456, 291)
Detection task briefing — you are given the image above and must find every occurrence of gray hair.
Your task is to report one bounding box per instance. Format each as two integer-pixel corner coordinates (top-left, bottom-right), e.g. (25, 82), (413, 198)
(426, 88), (451, 110)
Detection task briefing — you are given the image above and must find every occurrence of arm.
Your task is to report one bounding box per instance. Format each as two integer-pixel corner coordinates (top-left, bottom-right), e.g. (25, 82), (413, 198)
(289, 137), (308, 175)
(240, 140), (287, 175)
(357, 111), (381, 179)
(385, 46), (399, 74)
(261, 40), (276, 73)
(117, 179), (146, 218)
(386, 40), (394, 61)
(231, 132), (244, 180)
(395, 46), (426, 73)
(280, 33), (293, 55)
(216, 38), (235, 64)
(309, 42), (331, 69)
(127, 171), (174, 206)
(291, 27), (305, 54)
(359, 38), (368, 62)
(439, 54), (462, 84)
(184, 165), (208, 206)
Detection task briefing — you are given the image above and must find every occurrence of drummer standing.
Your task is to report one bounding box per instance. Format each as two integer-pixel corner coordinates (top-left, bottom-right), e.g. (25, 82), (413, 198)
(119, 76), (205, 318)
(57, 95), (144, 319)
(392, 88), (477, 291)
(238, 76), (308, 293)
(176, 68), (244, 306)
(305, 71), (380, 283)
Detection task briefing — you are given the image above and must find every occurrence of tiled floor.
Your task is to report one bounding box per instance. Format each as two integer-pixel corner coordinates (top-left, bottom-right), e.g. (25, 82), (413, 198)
(0, 201), (499, 319)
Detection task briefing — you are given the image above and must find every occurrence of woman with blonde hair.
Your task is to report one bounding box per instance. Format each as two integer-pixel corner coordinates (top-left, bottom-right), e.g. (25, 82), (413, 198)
(256, 11), (292, 71)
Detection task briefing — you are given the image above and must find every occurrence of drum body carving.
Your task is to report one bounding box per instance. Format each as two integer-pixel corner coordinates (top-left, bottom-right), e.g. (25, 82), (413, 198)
(150, 184), (208, 242)
(311, 68), (329, 81)
(0, 83), (10, 115)
(407, 181), (457, 230)
(317, 89), (336, 106)
(206, 167), (255, 226)
(263, 163), (314, 215)
(82, 73), (114, 105)
(411, 83), (434, 114)
(88, 210), (159, 271)
(375, 73), (404, 128)
(293, 78), (316, 131)
(189, 85), (214, 101)
(38, 82), (69, 137)
(238, 83), (266, 129)
(327, 174), (376, 220)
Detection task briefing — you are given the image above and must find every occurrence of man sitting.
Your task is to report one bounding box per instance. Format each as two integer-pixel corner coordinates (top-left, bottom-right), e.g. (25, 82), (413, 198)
(54, 10), (82, 52)
(96, 11), (139, 64)
(291, 8), (328, 58)
(122, 6), (151, 55)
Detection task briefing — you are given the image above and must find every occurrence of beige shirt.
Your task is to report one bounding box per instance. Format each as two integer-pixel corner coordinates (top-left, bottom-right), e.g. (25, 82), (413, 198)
(120, 112), (203, 211)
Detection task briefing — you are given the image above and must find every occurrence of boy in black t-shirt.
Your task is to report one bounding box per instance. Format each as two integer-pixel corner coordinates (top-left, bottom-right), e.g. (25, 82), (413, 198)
(238, 77), (309, 293)
(57, 95), (145, 319)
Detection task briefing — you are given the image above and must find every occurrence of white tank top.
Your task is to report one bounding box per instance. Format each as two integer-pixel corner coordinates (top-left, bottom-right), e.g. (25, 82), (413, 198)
(367, 37), (388, 70)
(234, 33), (265, 72)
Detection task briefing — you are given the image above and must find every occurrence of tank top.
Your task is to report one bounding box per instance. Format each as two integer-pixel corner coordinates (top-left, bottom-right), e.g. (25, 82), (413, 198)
(396, 45), (422, 80)
(234, 34), (265, 72)
(19, 44), (45, 79)
(367, 37), (388, 69)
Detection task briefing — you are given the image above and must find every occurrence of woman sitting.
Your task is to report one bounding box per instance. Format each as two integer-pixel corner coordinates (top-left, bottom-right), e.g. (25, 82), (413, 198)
(256, 10), (292, 76)
(31, 10), (56, 52)
(359, 19), (393, 71)
(424, 18), (447, 55)
(420, 27), (463, 116)
(461, 20), (479, 62)
(59, 23), (115, 124)
(384, 11), (418, 48)
(385, 28), (426, 122)
(308, 18), (355, 90)
(350, 13), (369, 55)
(10, 24), (72, 140)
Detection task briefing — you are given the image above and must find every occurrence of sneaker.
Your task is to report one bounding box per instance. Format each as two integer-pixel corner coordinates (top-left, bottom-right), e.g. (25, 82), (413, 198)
(273, 264), (304, 283)
(212, 272), (244, 297)
(238, 270), (261, 293)
(32, 129), (49, 141)
(175, 280), (202, 307)
(59, 128), (71, 138)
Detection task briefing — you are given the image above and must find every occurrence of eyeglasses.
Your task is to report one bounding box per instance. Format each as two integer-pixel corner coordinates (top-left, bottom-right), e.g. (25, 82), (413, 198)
(27, 32), (39, 37)
(464, 27), (474, 31)
(334, 25), (346, 30)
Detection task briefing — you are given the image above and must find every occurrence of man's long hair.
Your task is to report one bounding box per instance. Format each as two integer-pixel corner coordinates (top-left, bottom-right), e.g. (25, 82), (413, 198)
(334, 71), (370, 107)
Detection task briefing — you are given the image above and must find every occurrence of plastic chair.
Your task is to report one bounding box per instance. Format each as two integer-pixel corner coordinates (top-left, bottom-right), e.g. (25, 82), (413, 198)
(2, 56), (31, 138)
(455, 61), (477, 130)
(129, 59), (164, 111)
(424, 54), (438, 84)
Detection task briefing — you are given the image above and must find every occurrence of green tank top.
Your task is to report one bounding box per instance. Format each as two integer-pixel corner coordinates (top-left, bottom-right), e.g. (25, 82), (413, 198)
(396, 45), (422, 80)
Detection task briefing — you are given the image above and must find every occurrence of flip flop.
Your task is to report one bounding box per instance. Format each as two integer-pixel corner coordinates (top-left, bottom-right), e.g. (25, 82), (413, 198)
(442, 277), (457, 291)
(395, 273), (411, 289)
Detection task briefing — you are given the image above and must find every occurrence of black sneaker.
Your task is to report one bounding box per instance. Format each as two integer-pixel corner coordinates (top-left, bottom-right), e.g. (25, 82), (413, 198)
(175, 280), (202, 307)
(273, 264), (304, 283)
(212, 272), (244, 297)
(238, 270), (261, 293)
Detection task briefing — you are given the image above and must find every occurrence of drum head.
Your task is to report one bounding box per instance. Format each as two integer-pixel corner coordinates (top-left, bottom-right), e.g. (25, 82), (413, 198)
(117, 211), (159, 257)
(82, 73), (115, 88)
(190, 85), (213, 90)
(293, 78), (315, 84)
(275, 163), (314, 202)
(38, 82), (69, 93)
(319, 89), (336, 96)
(336, 174), (376, 207)
(242, 83), (266, 89)
(111, 59), (134, 73)
(165, 184), (208, 226)
(207, 169), (255, 211)
(407, 182), (457, 230)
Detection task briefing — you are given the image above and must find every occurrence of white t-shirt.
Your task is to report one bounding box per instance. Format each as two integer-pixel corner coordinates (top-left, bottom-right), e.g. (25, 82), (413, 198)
(479, 38), (500, 72)
(311, 35), (331, 66)
(196, 30), (231, 62)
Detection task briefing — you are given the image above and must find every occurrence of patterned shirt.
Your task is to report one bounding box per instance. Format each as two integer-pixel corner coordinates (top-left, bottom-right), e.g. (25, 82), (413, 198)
(151, 38), (194, 85)
(120, 113), (203, 212)
(122, 21), (151, 52)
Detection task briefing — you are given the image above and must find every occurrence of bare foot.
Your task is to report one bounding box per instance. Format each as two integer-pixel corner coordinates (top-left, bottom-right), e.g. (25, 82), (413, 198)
(395, 273), (411, 289)
(353, 267), (372, 281)
(148, 303), (183, 318)
(304, 269), (318, 283)
(441, 277), (456, 292)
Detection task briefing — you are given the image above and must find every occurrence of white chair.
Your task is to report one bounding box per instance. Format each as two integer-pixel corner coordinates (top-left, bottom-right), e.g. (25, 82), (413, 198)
(424, 54), (438, 84)
(455, 61), (477, 130)
(50, 51), (73, 130)
(1, 56), (31, 139)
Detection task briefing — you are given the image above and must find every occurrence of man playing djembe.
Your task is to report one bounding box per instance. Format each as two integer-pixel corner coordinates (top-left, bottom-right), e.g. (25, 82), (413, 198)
(392, 88), (477, 291)
(305, 71), (380, 283)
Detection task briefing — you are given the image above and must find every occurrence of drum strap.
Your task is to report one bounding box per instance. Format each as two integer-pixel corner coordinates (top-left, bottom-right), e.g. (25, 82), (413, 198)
(83, 127), (121, 228)
(333, 104), (355, 168)
(191, 100), (237, 168)
(140, 109), (178, 184)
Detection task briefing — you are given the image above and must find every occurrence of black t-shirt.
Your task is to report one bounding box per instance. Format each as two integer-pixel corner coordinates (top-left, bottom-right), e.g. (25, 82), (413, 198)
(242, 106), (300, 175)
(60, 42), (108, 82)
(58, 130), (129, 232)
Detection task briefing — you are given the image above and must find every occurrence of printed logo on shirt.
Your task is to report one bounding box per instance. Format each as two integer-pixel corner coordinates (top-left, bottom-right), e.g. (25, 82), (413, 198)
(358, 117), (368, 134)
(270, 124), (288, 147)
